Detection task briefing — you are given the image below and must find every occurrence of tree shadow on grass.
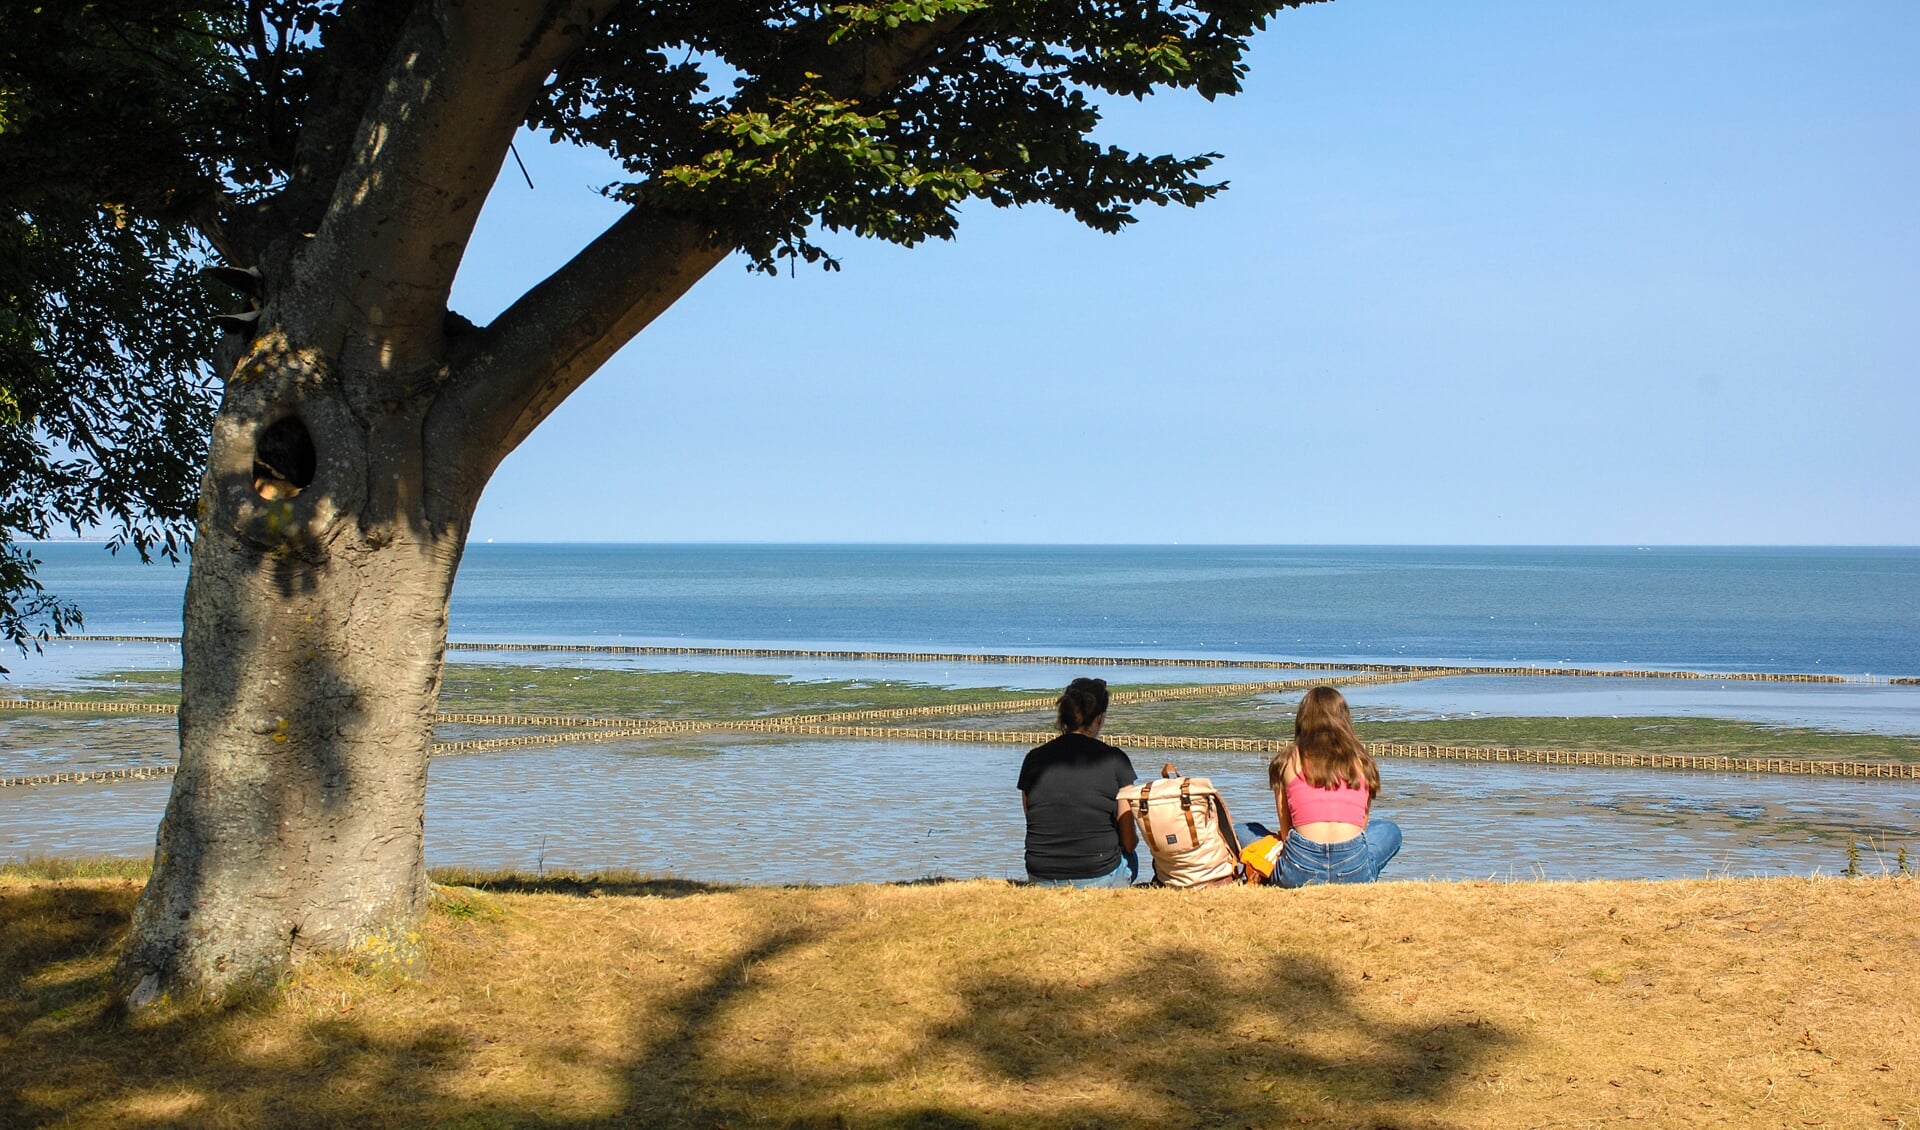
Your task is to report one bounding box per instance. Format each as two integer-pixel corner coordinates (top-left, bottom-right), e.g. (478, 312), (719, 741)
(0, 882), (139, 1032)
(3, 884), (1515, 1129)
(2, 882), (821, 1129)
(596, 933), (1515, 1129)
(0, 881), (476, 1129)
(924, 945), (1514, 1125)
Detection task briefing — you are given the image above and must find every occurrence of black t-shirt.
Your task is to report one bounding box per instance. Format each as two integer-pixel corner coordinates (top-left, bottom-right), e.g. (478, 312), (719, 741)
(1017, 732), (1138, 880)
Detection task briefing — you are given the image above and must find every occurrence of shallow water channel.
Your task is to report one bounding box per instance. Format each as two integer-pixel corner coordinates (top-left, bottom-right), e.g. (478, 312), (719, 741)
(4, 731), (1914, 883)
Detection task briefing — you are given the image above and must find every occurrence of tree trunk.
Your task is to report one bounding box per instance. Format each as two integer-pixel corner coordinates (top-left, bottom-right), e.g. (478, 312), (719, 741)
(103, 0), (734, 1006)
(117, 334), (471, 1004)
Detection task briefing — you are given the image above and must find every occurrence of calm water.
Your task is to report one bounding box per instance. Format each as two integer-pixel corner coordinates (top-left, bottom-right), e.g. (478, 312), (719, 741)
(18, 542), (1920, 675)
(7, 543), (1918, 880)
(3, 734), (1912, 883)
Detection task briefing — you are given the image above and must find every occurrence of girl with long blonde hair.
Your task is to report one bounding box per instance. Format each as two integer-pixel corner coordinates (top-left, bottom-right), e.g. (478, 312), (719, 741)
(1266, 686), (1402, 886)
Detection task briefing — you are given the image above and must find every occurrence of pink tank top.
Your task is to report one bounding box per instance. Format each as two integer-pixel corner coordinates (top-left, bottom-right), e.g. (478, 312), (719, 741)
(1285, 771), (1371, 826)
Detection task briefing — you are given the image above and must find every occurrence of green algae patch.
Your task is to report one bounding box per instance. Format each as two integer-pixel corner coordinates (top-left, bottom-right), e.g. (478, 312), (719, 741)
(52, 663), (1194, 721)
(439, 664), (1047, 718)
(9, 665), (1915, 764)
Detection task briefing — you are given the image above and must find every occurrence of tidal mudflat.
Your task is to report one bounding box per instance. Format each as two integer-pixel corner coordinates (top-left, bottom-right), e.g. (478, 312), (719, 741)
(6, 643), (1917, 881)
(6, 733), (1913, 883)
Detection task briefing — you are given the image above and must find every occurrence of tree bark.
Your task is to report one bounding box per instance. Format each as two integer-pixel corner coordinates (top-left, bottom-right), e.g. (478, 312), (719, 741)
(117, 332), (471, 1003)
(112, 231), (724, 1003)
(112, 0), (607, 1005)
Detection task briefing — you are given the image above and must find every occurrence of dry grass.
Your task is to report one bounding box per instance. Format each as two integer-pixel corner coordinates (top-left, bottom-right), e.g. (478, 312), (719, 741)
(2, 872), (1915, 1129)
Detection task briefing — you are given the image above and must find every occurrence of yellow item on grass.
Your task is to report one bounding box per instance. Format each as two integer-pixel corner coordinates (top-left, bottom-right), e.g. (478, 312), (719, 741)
(1240, 834), (1282, 879)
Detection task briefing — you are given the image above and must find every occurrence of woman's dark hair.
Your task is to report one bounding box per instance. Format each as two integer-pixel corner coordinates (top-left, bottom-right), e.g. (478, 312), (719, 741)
(1055, 677), (1110, 733)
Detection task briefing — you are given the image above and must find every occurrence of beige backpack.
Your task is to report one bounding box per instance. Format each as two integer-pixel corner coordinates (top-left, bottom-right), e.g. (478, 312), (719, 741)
(1121, 773), (1242, 888)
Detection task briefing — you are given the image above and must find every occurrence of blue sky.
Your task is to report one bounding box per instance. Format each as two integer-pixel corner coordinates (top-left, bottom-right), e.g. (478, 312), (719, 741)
(450, 0), (1918, 546)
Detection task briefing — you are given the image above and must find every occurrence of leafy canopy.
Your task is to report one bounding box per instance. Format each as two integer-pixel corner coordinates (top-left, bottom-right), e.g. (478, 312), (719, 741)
(544, 0), (1303, 270)
(1, 3), (233, 667)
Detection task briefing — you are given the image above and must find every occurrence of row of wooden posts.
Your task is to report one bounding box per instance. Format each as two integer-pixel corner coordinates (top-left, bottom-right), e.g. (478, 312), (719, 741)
(7, 667), (1919, 785)
(8, 723), (1916, 788)
(62, 634), (1909, 684)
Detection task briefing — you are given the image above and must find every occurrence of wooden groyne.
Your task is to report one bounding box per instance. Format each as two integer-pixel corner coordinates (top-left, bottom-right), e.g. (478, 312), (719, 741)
(11, 717), (1918, 788)
(59, 634), (1909, 685)
(0, 699), (177, 716)
(441, 645), (1891, 683)
(0, 765), (178, 789)
(8, 650), (1915, 789)
(436, 720), (1920, 781)
(1367, 743), (1920, 779)
(682, 723), (1920, 780)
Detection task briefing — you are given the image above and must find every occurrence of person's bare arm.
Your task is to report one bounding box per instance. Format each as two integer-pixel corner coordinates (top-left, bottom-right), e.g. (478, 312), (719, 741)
(1115, 795), (1139, 853)
(1273, 752), (1294, 839)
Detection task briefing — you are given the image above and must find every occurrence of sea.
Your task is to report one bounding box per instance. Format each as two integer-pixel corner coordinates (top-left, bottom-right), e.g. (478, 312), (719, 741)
(5, 543), (1918, 882)
(19, 542), (1920, 675)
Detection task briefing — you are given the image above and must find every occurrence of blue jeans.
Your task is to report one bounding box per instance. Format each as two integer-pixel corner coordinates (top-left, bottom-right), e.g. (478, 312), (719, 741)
(1029, 848), (1139, 888)
(1276, 819), (1403, 887)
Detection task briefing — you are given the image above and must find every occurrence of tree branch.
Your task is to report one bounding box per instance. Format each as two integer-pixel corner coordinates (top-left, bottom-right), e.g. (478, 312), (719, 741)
(427, 206), (727, 507)
(836, 11), (981, 99)
(250, 0), (420, 248)
(425, 10), (983, 500)
(184, 192), (239, 264)
(283, 0), (608, 378)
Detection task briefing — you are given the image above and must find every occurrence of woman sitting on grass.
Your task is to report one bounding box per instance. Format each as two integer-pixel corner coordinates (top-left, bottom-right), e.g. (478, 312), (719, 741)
(1267, 686), (1402, 886)
(1017, 677), (1140, 887)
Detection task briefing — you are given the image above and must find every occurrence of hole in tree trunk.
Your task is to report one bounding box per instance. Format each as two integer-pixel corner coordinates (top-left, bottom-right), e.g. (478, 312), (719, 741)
(253, 416), (316, 500)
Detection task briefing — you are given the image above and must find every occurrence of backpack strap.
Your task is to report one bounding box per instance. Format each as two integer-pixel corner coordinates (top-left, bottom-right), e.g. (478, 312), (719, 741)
(1213, 792), (1243, 860)
(1179, 777), (1198, 846)
(1132, 782), (1155, 845)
